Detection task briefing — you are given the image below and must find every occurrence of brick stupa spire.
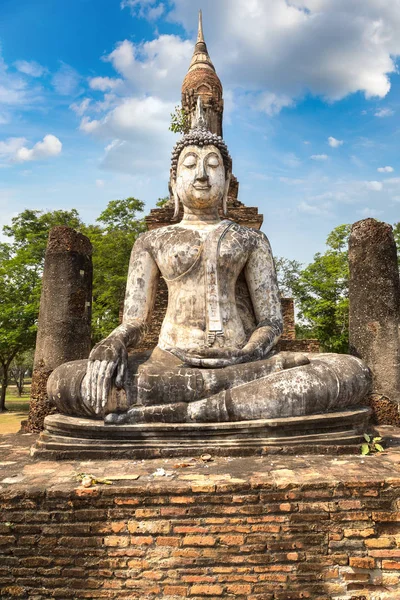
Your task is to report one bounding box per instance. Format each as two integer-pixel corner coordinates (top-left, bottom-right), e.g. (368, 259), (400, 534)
(182, 10), (224, 137)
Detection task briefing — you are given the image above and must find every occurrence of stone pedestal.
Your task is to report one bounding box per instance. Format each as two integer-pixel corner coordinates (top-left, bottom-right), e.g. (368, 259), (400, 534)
(349, 218), (400, 411)
(32, 408), (372, 459)
(27, 227), (93, 432)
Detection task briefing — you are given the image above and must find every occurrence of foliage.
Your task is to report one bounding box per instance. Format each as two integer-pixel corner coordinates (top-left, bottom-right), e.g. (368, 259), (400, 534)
(275, 224), (351, 353)
(169, 105), (190, 134)
(10, 350), (34, 397)
(156, 196), (170, 207)
(85, 197), (146, 342)
(274, 257), (303, 298)
(361, 433), (384, 455)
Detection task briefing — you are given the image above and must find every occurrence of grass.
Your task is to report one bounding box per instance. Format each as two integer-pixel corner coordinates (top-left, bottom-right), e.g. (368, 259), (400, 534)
(0, 384), (30, 435)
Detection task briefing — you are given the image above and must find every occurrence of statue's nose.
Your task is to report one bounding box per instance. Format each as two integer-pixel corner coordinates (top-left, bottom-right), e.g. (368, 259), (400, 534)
(195, 159), (208, 182)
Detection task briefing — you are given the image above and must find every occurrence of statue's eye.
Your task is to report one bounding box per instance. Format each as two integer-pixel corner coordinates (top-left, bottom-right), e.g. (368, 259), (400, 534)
(207, 155), (220, 168)
(183, 155), (197, 168)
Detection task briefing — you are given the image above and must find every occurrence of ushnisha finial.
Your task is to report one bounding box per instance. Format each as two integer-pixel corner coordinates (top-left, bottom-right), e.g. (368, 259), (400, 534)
(187, 9), (216, 73)
(197, 10), (204, 43)
(194, 95), (207, 129)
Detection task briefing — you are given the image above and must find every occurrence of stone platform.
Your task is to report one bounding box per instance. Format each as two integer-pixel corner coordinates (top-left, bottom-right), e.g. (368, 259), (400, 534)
(32, 407), (372, 460)
(1, 429), (400, 599)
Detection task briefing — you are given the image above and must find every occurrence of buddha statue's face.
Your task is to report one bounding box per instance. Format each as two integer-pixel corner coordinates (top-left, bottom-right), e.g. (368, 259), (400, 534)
(173, 144), (230, 212)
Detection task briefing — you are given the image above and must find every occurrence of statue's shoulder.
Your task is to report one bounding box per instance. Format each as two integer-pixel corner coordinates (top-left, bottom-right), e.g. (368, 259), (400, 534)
(228, 222), (271, 248)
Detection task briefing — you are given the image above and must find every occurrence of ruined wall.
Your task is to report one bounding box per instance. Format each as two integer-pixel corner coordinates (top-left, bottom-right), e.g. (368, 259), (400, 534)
(1, 478), (399, 599)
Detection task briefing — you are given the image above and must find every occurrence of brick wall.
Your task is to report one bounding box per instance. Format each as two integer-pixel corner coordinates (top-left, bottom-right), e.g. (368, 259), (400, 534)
(1, 478), (399, 599)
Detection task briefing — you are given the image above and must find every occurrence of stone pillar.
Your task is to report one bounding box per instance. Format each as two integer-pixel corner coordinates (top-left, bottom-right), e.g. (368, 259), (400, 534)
(27, 227), (93, 432)
(349, 218), (400, 408)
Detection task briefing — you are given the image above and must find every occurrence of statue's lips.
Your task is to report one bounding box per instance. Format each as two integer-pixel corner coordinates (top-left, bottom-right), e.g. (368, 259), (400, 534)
(193, 184), (211, 191)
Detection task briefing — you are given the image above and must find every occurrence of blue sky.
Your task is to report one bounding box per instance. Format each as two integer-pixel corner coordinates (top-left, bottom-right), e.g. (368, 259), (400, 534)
(1, 0), (400, 264)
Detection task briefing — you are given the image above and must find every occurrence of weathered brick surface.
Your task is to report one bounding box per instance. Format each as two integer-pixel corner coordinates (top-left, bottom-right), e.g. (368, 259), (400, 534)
(1, 474), (400, 598)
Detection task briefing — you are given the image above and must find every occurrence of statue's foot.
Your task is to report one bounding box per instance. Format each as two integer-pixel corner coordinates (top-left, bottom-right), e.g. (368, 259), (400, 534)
(104, 412), (129, 425)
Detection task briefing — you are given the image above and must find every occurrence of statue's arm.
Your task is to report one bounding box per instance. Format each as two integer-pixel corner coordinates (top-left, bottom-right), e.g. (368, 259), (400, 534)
(82, 234), (160, 413)
(242, 231), (283, 359)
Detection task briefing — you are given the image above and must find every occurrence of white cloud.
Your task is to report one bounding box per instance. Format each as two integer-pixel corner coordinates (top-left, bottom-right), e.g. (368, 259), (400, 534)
(298, 201), (332, 216)
(89, 77), (123, 92)
(121, 0), (164, 20)
(106, 36), (192, 101)
(364, 180), (383, 191)
(0, 137), (27, 157)
(377, 166), (394, 173)
(311, 154), (328, 161)
(52, 63), (81, 96)
(358, 207), (383, 217)
(170, 0), (400, 109)
(375, 107), (394, 117)
(280, 177), (305, 185)
(96, 179), (105, 188)
(255, 92), (294, 116)
(14, 60), (47, 78)
(12, 135), (62, 163)
(80, 95), (174, 140)
(70, 98), (91, 116)
(328, 136), (343, 148)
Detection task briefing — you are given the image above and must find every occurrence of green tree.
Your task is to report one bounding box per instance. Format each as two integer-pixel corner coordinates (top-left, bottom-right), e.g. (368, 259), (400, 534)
(10, 349), (34, 397)
(274, 256), (303, 298)
(275, 225), (351, 352)
(0, 209), (83, 411)
(298, 225), (351, 352)
(86, 198), (146, 342)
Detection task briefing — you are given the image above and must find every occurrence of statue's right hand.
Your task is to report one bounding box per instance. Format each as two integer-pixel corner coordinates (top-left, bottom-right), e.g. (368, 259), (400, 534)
(82, 336), (128, 416)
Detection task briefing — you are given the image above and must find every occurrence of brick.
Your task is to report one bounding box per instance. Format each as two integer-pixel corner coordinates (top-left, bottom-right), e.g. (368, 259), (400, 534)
(130, 536), (153, 546)
(183, 535), (216, 546)
(382, 560), (400, 570)
(219, 534), (245, 546)
(104, 535), (129, 547)
(349, 557), (375, 569)
(191, 483), (216, 493)
(190, 584), (224, 595)
(135, 508), (160, 518)
(344, 528), (375, 538)
(164, 585), (188, 596)
(128, 520), (171, 534)
(156, 536), (180, 547)
(226, 584), (252, 594)
(364, 537), (394, 548)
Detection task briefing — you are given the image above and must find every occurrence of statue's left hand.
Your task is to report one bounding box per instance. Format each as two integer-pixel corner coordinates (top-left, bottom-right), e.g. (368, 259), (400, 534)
(82, 336), (128, 415)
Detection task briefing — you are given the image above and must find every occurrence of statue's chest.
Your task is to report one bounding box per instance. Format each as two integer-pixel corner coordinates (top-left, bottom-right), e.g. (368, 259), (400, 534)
(153, 228), (248, 283)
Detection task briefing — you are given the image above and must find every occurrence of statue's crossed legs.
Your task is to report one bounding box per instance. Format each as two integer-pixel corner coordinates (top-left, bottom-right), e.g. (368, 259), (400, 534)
(48, 347), (371, 424)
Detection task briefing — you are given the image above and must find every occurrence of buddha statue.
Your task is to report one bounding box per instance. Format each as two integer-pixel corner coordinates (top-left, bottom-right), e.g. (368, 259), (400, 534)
(48, 99), (371, 426)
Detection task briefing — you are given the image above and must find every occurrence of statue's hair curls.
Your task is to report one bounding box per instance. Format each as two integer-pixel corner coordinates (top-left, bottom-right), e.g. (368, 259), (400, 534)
(170, 127), (232, 182)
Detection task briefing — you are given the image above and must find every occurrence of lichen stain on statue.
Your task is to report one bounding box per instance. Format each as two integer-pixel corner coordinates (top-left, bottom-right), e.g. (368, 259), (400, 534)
(47, 95), (371, 426)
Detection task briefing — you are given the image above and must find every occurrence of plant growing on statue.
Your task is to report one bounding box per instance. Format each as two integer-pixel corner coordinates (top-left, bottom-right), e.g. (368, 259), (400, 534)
(170, 105), (190, 134)
(361, 433), (384, 455)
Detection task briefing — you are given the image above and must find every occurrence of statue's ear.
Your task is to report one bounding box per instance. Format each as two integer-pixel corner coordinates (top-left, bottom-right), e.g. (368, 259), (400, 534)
(222, 172), (231, 217)
(171, 178), (180, 221)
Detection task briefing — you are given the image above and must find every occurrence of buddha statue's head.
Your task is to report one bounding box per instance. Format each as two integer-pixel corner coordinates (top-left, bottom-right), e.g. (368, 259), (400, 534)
(170, 97), (232, 219)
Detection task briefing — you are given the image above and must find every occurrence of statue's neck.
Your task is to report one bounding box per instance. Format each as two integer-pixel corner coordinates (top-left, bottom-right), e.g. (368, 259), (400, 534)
(181, 206), (221, 227)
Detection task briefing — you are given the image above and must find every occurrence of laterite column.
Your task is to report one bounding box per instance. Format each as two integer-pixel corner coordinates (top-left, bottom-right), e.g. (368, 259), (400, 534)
(27, 226), (92, 432)
(349, 218), (400, 409)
